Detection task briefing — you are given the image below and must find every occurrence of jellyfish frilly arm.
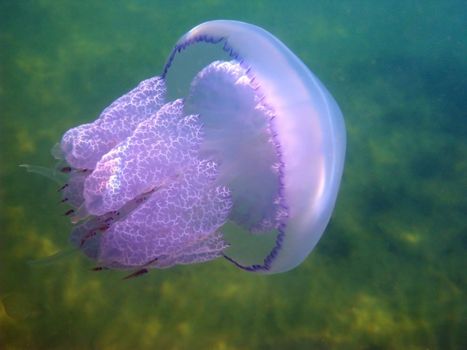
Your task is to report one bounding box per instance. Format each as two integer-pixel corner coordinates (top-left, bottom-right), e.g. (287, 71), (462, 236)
(178, 20), (347, 273)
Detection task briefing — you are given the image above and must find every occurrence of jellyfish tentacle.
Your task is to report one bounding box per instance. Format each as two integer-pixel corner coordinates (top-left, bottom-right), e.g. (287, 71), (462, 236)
(123, 269), (148, 280)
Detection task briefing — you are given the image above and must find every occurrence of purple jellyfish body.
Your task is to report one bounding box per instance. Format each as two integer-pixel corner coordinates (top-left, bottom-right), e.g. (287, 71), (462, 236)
(57, 20), (346, 275)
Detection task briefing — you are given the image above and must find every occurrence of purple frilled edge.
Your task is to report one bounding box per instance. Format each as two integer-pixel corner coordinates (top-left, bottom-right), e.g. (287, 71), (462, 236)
(59, 76), (233, 270)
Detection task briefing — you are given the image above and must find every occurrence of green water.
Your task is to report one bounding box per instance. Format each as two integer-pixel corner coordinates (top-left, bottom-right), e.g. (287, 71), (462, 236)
(1, 1), (465, 349)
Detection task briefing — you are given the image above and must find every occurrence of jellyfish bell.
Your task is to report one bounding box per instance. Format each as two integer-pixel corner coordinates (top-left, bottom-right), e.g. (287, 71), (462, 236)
(162, 20), (346, 273)
(51, 20), (346, 276)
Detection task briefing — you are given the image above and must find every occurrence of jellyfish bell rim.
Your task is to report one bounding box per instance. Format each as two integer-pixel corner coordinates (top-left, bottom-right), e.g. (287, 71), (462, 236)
(163, 20), (346, 273)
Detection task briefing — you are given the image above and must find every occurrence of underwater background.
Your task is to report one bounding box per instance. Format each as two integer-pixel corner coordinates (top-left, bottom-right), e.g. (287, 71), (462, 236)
(1, 1), (465, 349)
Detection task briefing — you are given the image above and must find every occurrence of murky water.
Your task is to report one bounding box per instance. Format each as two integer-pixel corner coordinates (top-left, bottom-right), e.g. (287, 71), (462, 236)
(1, 1), (465, 349)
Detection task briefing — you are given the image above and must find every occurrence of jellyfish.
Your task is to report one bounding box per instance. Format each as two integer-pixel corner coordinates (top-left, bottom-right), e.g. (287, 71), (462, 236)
(54, 20), (346, 276)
